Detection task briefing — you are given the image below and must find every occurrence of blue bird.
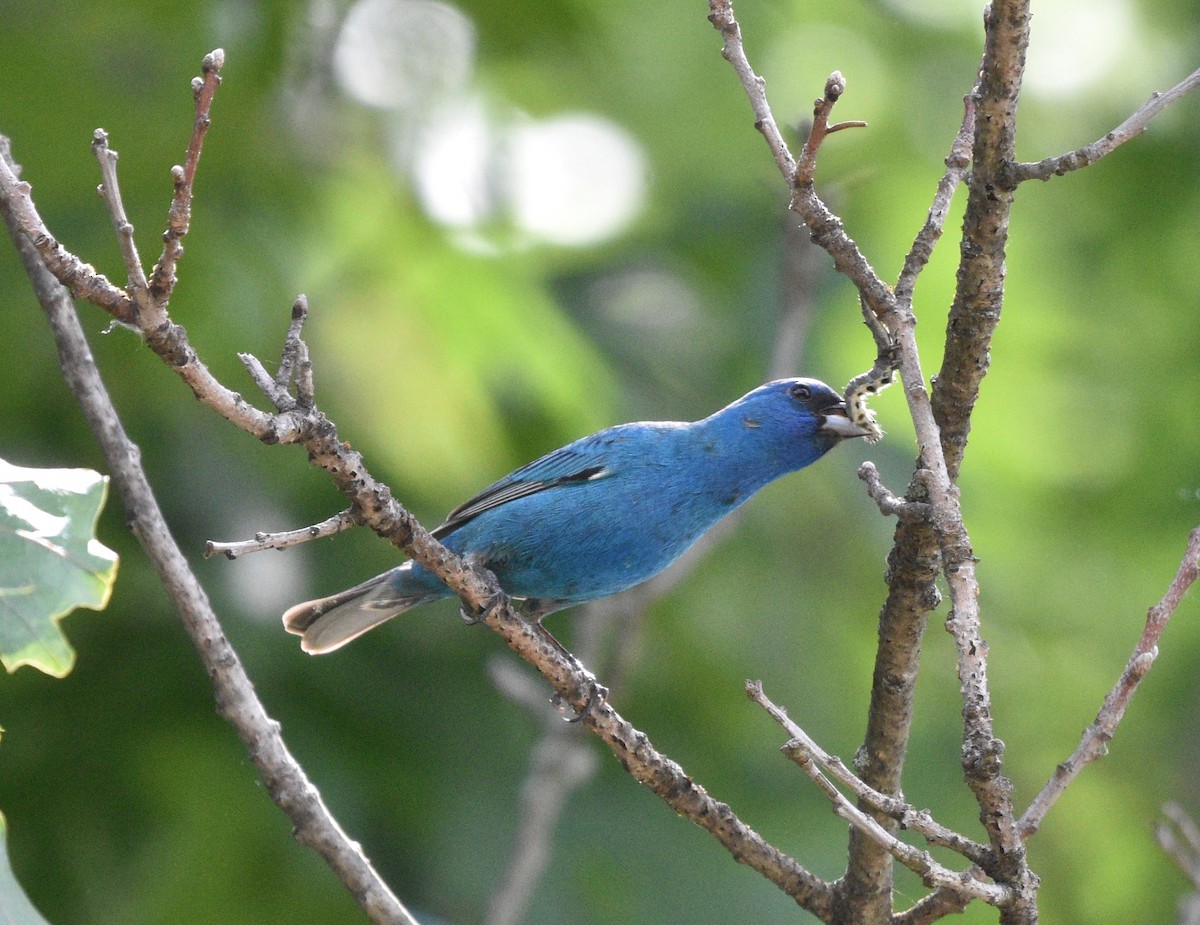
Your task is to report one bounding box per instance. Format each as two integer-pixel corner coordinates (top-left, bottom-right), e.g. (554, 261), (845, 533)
(283, 378), (870, 653)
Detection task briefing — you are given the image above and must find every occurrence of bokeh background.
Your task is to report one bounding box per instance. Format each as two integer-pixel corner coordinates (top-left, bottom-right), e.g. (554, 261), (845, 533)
(1, 1), (1198, 922)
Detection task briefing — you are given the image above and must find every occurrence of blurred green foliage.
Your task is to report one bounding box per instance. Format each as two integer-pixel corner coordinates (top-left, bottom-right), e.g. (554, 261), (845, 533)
(1, 1), (1198, 923)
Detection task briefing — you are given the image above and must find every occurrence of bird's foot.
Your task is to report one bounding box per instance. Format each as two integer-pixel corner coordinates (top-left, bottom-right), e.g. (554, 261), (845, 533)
(459, 591), (508, 625)
(556, 679), (609, 724)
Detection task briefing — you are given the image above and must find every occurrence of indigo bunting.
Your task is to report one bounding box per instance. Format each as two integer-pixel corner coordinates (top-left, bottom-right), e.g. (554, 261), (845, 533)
(284, 377), (870, 653)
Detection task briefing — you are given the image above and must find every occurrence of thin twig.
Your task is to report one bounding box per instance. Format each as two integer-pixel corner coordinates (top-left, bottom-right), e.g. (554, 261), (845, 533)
(279, 296), (315, 407)
(858, 463), (931, 522)
(205, 508), (361, 559)
(708, 2), (887, 323)
(796, 72), (866, 185)
(91, 129), (151, 309)
(707, 3), (891, 316)
(1008, 66), (1200, 183)
(1019, 528), (1200, 838)
(149, 48), (224, 304)
(892, 888), (974, 925)
(748, 682), (989, 862)
(1158, 802), (1200, 890)
(706, 1), (797, 180)
(896, 89), (976, 305)
(838, 83), (976, 918)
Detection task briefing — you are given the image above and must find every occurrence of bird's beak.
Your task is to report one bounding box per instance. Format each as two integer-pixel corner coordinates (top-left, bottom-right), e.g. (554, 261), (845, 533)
(818, 402), (873, 439)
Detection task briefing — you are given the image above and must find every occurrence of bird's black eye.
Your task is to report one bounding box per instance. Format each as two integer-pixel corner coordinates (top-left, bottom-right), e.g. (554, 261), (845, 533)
(789, 383), (812, 401)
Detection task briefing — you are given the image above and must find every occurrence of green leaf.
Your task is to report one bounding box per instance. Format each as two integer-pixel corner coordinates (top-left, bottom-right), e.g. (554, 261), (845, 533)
(0, 811), (51, 924)
(0, 460), (119, 678)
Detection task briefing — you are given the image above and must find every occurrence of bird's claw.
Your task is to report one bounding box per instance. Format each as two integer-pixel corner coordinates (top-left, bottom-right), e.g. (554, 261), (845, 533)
(460, 591), (508, 625)
(554, 680), (609, 723)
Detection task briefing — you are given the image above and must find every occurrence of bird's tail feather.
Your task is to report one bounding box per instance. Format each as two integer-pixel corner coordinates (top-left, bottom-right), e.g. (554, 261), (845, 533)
(282, 570), (440, 654)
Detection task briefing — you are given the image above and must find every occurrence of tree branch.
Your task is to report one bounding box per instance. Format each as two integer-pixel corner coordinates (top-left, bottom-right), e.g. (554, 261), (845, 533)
(91, 128), (151, 311)
(892, 888), (974, 925)
(838, 95), (976, 920)
(857, 462), (931, 522)
(1018, 527), (1200, 838)
(0, 140), (420, 925)
(706, 2), (796, 180)
(796, 72), (867, 186)
(1158, 802), (1200, 893)
(930, 0), (1028, 482)
(205, 507), (360, 559)
(707, 1), (894, 322)
(1007, 66), (1200, 183)
(896, 90), (976, 305)
(748, 683), (991, 867)
(0, 150), (301, 443)
(149, 48), (224, 304)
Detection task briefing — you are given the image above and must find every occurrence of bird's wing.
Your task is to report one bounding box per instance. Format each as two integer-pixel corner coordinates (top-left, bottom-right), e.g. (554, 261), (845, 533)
(433, 439), (619, 538)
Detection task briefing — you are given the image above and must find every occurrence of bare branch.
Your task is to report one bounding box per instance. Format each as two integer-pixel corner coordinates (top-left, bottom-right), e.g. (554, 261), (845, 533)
(1008, 66), (1200, 183)
(706, 1), (797, 180)
(796, 71), (865, 184)
(747, 682), (1005, 904)
(0, 136), (298, 444)
(0, 140), (135, 322)
(0, 146), (420, 925)
(205, 508), (360, 559)
(896, 90), (976, 305)
(278, 295), (315, 407)
(930, 0), (1030, 482)
(1159, 802), (1200, 891)
(239, 350), (289, 409)
(707, 2), (894, 320)
(149, 47), (224, 304)
(238, 295), (318, 414)
(1019, 527), (1200, 838)
(748, 682), (989, 862)
(91, 129), (151, 310)
(836, 86), (976, 916)
(858, 463), (931, 522)
(892, 888), (974, 925)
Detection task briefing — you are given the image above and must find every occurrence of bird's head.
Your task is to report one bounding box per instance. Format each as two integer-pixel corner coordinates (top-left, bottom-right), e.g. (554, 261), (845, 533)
(709, 378), (874, 475)
(741, 378), (874, 441)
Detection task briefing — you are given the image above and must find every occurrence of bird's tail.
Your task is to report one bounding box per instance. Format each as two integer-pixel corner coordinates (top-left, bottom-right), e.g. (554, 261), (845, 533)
(282, 566), (444, 654)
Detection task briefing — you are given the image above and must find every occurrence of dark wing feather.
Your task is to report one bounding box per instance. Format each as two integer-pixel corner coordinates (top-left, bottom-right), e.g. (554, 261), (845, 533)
(433, 443), (615, 539)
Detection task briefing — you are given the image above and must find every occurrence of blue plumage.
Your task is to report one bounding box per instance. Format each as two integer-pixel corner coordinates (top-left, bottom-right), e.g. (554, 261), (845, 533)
(283, 377), (870, 653)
